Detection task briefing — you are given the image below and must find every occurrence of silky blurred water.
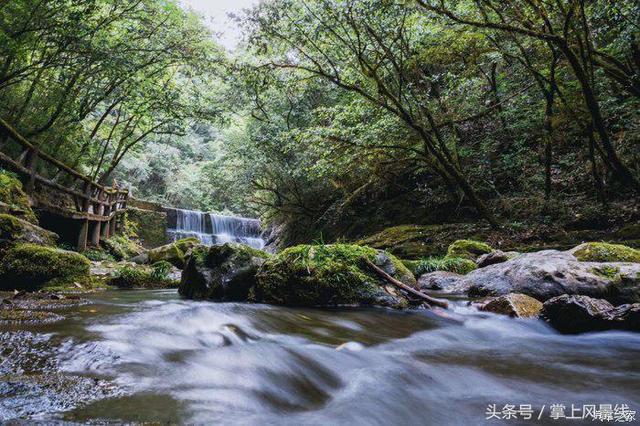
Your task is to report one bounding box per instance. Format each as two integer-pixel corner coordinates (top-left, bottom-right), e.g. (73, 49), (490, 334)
(1, 290), (639, 425)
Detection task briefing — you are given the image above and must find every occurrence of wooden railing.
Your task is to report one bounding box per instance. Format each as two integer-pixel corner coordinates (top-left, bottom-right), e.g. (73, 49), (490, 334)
(0, 118), (128, 249)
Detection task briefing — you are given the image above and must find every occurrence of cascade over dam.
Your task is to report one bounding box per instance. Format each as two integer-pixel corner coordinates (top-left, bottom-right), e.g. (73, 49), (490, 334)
(166, 208), (265, 249)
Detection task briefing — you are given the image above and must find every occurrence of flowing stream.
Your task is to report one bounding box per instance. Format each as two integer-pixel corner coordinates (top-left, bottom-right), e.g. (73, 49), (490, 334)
(167, 209), (265, 249)
(1, 290), (639, 424)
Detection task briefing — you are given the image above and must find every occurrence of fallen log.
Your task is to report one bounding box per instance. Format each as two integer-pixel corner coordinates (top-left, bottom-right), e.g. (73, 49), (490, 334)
(361, 257), (449, 309)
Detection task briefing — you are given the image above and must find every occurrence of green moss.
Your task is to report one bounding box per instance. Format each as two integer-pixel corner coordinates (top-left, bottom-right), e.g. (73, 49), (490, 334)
(110, 264), (178, 289)
(446, 239), (493, 261)
(254, 243), (413, 308)
(0, 169), (37, 223)
(590, 265), (621, 280)
(101, 234), (144, 261)
(148, 237), (201, 268)
(125, 207), (168, 248)
(0, 243), (91, 291)
(356, 223), (491, 260)
(415, 256), (477, 276)
(573, 242), (640, 263)
(83, 248), (115, 262)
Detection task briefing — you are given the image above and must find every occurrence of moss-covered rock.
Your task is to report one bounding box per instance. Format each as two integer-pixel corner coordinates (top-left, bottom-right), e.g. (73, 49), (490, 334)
(571, 242), (640, 263)
(101, 234), (145, 261)
(254, 244), (416, 308)
(0, 213), (57, 253)
(180, 243), (270, 301)
(447, 239), (493, 261)
(109, 263), (179, 289)
(0, 169), (37, 224)
(125, 207), (167, 249)
(147, 237), (200, 269)
(0, 243), (90, 291)
(479, 293), (543, 318)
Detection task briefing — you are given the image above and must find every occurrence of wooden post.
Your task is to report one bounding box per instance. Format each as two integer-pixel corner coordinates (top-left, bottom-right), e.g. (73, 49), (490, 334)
(90, 220), (101, 246)
(109, 216), (116, 236)
(77, 219), (89, 251)
(101, 218), (110, 239)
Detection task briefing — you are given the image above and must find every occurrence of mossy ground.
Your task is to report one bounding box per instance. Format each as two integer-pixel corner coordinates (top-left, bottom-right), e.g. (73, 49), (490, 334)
(255, 244), (412, 307)
(573, 242), (640, 263)
(0, 243), (91, 291)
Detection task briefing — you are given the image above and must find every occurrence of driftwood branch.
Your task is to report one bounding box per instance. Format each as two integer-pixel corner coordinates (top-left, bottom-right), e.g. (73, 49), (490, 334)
(361, 257), (449, 309)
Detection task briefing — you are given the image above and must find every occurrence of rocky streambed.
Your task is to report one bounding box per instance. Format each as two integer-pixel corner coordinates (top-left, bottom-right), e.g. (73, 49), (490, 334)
(1, 290), (639, 424)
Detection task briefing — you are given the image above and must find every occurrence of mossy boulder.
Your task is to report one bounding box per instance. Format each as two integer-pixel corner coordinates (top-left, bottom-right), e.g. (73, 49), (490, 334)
(109, 262), (179, 289)
(147, 237), (200, 269)
(179, 243), (270, 301)
(101, 234), (145, 261)
(254, 244), (416, 308)
(0, 213), (57, 252)
(0, 170), (37, 224)
(571, 242), (640, 263)
(479, 293), (543, 318)
(125, 207), (167, 249)
(447, 239), (493, 261)
(0, 243), (91, 291)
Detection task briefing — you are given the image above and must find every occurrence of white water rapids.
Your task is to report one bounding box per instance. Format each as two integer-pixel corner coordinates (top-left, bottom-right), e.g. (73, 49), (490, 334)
(167, 208), (265, 249)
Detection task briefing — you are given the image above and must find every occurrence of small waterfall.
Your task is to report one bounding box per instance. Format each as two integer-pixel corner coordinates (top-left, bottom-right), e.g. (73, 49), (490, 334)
(167, 209), (265, 249)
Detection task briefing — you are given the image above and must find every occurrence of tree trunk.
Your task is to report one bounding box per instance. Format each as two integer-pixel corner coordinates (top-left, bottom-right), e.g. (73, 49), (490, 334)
(558, 41), (640, 192)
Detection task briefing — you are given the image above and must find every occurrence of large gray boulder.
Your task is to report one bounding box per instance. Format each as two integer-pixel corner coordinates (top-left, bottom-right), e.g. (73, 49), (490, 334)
(541, 295), (640, 333)
(452, 250), (640, 304)
(179, 243), (270, 301)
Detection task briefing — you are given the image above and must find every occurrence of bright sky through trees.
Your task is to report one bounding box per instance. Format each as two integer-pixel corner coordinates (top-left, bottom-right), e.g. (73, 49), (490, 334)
(181, 0), (260, 49)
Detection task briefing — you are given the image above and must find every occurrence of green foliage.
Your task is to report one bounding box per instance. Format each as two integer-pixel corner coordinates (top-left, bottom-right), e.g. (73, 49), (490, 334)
(0, 243), (90, 291)
(415, 256), (477, 276)
(83, 249), (115, 262)
(102, 234), (145, 261)
(151, 261), (173, 281)
(573, 243), (640, 263)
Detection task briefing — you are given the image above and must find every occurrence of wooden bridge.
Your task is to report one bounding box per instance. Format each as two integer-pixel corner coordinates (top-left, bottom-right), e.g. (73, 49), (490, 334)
(0, 118), (128, 250)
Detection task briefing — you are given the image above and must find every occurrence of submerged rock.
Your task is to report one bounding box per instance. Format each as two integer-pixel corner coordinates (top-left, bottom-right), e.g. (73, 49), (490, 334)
(541, 295), (640, 333)
(179, 243), (270, 301)
(479, 293), (543, 318)
(0, 243), (91, 291)
(147, 237), (200, 269)
(254, 244), (416, 308)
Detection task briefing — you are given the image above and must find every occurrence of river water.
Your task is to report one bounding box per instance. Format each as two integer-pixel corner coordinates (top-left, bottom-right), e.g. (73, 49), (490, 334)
(1, 290), (639, 424)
